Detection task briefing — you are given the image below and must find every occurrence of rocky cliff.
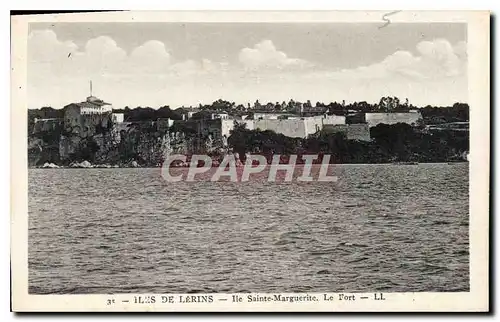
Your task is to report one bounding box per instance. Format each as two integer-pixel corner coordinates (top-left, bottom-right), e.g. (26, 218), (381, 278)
(29, 120), (212, 167)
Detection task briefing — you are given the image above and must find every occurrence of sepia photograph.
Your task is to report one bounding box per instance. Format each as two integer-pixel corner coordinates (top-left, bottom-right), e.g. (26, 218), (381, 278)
(11, 10), (489, 312)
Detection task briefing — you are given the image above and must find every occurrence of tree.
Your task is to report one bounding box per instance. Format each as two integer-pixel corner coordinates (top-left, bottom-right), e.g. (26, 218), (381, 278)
(378, 96), (401, 112)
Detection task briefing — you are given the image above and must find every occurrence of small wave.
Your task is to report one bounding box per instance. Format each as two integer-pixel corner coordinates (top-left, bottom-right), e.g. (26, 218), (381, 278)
(197, 218), (215, 223)
(310, 248), (337, 256)
(243, 248), (259, 252)
(104, 223), (125, 229)
(86, 267), (103, 273)
(338, 242), (368, 248)
(348, 256), (370, 264)
(277, 231), (300, 239)
(454, 249), (469, 256)
(262, 224), (279, 231)
(35, 285), (118, 294)
(291, 286), (314, 292)
(274, 239), (296, 246)
(420, 262), (452, 273)
(433, 220), (451, 225)
(376, 284), (399, 291)
(207, 277), (229, 282)
(80, 222), (97, 229)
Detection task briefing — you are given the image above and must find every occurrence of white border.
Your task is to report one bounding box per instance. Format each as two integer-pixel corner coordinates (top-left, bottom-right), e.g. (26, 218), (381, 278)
(10, 10), (490, 312)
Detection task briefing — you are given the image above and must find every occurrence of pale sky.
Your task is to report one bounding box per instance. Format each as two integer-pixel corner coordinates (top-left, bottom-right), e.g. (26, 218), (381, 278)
(28, 22), (467, 109)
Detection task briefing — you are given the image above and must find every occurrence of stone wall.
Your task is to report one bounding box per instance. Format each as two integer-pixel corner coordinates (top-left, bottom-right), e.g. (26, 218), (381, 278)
(32, 119), (63, 134)
(365, 112), (422, 127)
(221, 119), (254, 137)
(64, 104), (115, 137)
(303, 115), (346, 137)
(221, 115), (346, 139)
(254, 119), (307, 138)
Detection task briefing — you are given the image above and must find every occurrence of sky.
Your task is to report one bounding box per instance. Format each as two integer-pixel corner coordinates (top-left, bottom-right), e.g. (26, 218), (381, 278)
(28, 22), (467, 109)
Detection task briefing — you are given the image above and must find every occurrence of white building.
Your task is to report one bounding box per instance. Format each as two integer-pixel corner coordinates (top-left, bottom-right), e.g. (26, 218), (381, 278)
(220, 114), (346, 139)
(77, 96), (113, 114)
(364, 112), (423, 127)
(63, 94), (123, 135)
(253, 112), (295, 120)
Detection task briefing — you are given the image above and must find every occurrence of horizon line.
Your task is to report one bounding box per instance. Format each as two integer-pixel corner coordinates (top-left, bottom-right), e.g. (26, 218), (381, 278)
(27, 99), (469, 110)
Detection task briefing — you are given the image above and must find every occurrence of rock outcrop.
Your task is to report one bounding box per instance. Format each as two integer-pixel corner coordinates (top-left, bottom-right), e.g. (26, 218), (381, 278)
(28, 119), (219, 167)
(42, 162), (59, 168)
(70, 160), (93, 168)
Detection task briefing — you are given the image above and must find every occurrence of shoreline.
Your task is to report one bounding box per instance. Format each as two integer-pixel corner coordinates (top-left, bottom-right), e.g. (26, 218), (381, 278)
(30, 161), (469, 169)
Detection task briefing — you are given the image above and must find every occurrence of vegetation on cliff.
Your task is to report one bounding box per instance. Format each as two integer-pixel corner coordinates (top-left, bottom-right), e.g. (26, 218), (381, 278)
(228, 122), (469, 164)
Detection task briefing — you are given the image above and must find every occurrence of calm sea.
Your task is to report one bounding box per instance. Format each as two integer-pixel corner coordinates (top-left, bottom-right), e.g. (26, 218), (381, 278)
(28, 163), (469, 294)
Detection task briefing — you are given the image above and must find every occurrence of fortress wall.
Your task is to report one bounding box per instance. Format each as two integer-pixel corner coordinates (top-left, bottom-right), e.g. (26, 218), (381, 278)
(303, 115), (346, 137)
(223, 115), (346, 139)
(322, 115), (346, 125)
(254, 119), (306, 138)
(221, 119), (255, 138)
(365, 112), (422, 127)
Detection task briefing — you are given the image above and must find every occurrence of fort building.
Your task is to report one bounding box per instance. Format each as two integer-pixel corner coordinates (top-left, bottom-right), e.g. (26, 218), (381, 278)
(364, 111), (423, 127)
(63, 83), (124, 135)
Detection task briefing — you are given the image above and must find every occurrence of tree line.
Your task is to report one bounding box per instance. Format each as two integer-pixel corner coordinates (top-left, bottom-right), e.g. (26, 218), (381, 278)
(28, 98), (469, 127)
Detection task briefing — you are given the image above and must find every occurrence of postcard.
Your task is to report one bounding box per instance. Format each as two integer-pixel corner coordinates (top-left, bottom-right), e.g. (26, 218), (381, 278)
(11, 10), (490, 312)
